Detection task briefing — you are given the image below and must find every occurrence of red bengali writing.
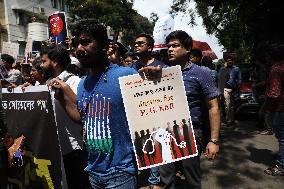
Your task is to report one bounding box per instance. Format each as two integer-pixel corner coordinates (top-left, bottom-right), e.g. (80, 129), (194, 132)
(138, 95), (173, 108)
(124, 79), (145, 86)
(140, 102), (174, 117)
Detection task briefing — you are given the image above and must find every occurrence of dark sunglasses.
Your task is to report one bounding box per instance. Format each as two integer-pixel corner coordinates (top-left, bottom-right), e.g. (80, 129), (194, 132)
(167, 43), (182, 49)
(134, 41), (148, 46)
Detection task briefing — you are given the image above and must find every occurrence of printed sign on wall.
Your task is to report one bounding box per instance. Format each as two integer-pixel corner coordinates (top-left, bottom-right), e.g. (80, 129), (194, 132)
(1, 42), (19, 59)
(119, 66), (198, 170)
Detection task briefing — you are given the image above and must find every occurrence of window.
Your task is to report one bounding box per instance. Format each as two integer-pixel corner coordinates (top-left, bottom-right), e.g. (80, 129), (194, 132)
(59, 0), (65, 11)
(52, 0), (66, 10)
(18, 41), (26, 56)
(32, 41), (42, 52)
(51, 0), (58, 9)
(15, 11), (24, 25)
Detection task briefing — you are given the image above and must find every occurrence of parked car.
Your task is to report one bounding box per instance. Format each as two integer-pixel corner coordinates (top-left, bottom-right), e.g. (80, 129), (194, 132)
(235, 82), (260, 119)
(234, 63), (261, 119)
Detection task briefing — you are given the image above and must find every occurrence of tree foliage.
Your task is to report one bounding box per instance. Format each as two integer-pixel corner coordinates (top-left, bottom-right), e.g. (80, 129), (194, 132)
(170, 0), (284, 63)
(65, 0), (154, 46)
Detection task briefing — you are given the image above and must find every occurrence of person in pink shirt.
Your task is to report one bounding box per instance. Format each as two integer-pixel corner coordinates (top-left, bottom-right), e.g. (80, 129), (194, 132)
(263, 44), (284, 176)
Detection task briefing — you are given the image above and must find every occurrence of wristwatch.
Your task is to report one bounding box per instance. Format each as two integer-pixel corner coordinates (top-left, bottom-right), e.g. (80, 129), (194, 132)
(209, 139), (219, 145)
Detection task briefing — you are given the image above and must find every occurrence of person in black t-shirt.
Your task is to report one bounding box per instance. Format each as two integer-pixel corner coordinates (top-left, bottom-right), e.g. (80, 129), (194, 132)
(218, 55), (241, 126)
(130, 33), (166, 71)
(131, 33), (165, 189)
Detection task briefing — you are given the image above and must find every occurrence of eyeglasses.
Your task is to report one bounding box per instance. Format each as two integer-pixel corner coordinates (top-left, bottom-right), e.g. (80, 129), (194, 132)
(167, 43), (182, 49)
(72, 37), (93, 48)
(134, 41), (148, 46)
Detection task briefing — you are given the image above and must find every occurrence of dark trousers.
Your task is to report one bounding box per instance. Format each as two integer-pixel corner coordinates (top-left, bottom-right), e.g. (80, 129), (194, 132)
(159, 156), (201, 189)
(63, 149), (91, 189)
(0, 146), (8, 189)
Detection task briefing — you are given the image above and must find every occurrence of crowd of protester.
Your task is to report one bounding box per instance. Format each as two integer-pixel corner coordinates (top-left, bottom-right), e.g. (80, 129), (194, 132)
(0, 17), (283, 189)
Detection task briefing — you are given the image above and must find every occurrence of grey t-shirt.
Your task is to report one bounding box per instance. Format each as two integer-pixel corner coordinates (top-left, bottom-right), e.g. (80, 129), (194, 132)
(6, 69), (23, 85)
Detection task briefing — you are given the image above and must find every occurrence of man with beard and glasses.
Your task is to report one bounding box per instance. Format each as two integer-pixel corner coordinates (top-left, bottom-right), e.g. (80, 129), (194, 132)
(40, 45), (90, 189)
(48, 18), (162, 189)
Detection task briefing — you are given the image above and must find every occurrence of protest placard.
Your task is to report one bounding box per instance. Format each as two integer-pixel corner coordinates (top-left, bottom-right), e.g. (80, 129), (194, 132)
(48, 12), (68, 44)
(24, 37), (33, 55)
(2, 86), (65, 189)
(1, 42), (19, 59)
(119, 66), (198, 170)
(153, 15), (174, 51)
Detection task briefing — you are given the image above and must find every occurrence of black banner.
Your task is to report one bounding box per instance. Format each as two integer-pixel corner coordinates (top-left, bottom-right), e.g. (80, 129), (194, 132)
(2, 86), (63, 189)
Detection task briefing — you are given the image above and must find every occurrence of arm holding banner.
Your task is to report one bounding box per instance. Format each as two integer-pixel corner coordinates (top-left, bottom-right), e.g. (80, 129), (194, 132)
(48, 78), (81, 123)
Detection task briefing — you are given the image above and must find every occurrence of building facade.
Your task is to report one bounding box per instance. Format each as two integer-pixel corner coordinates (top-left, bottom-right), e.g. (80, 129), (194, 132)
(0, 0), (68, 58)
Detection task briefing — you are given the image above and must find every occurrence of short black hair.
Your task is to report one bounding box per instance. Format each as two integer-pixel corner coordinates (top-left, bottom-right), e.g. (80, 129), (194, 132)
(1, 54), (15, 65)
(123, 51), (134, 59)
(135, 33), (155, 48)
(166, 30), (193, 51)
(201, 56), (214, 69)
(190, 48), (203, 58)
(224, 55), (234, 61)
(47, 45), (71, 70)
(70, 18), (108, 49)
(40, 45), (54, 56)
(32, 57), (43, 72)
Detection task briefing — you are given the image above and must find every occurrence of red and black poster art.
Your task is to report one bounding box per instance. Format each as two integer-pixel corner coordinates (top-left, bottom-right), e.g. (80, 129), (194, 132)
(48, 12), (68, 44)
(119, 66), (198, 170)
(2, 86), (65, 189)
